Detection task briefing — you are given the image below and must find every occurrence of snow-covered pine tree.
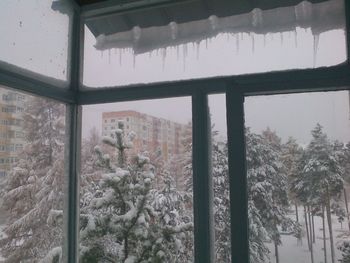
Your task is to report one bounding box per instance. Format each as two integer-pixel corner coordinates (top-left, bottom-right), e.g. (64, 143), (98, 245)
(79, 122), (192, 262)
(212, 139), (231, 262)
(0, 97), (65, 262)
(246, 128), (295, 263)
(151, 173), (193, 262)
(281, 137), (303, 224)
(337, 141), (350, 263)
(301, 124), (343, 263)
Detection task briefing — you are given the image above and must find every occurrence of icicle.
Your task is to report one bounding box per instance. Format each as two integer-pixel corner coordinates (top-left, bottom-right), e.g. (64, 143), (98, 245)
(240, 33), (244, 41)
(108, 49), (111, 64)
(205, 39), (208, 49)
(252, 8), (263, 28)
(263, 34), (266, 47)
(169, 22), (178, 40)
(313, 34), (320, 67)
(251, 33), (255, 53)
(132, 26), (141, 43)
(133, 52), (136, 69)
(114, 48), (117, 55)
(183, 44), (187, 71)
(280, 32), (284, 46)
(162, 48), (166, 70)
(100, 51), (103, 59)
(176, 45), (180, 61)
(209, 15), (218, 31)
(196, 41), (200, 60)
(236, 34), (240, 54)
(119, 49), (122, 66)
(294, 29), (298, 48)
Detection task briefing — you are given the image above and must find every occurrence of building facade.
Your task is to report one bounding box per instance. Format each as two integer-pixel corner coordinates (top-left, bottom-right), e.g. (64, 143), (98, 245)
(102, 110), (189, 162)
(0, 87), (26, 177)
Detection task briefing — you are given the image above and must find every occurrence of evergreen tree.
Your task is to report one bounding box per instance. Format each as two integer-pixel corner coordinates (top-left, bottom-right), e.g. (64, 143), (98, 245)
(294, 124), (343, 263)
(79, 123), (192, 262)
(282, 137), (303, 224)
(212, 139), (230, 262)
(151, 173), (193, 262)
(246, 128), (295, 263)
(0, 97), (65, 262)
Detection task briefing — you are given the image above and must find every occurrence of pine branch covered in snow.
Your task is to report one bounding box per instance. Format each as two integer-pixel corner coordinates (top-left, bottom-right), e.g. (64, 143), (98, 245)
(80, 123), (193, 262)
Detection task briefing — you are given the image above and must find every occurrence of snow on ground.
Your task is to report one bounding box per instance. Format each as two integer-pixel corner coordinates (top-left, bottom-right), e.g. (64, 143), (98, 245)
(265, 210), (348, 263)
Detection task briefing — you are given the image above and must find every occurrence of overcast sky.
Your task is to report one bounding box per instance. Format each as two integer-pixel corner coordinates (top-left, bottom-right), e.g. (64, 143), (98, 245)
(82, 23), (349, 145)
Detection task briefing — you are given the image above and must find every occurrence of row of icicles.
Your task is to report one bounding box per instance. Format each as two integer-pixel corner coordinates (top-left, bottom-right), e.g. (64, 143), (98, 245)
(99, 30), (320, 70)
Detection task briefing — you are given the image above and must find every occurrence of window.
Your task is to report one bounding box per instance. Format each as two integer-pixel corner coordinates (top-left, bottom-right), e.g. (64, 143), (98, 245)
(0, 0), (73, 86)
(0, 0), (349, 262)
(81, 97), (194, 261)
(82, 0), (345, 88)
(0, 85), (67, 262)
(244, 91), (350, 263)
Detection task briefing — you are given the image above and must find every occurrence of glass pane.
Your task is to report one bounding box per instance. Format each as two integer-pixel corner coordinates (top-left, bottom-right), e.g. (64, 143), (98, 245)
(244, 90), (350, 263)
(80, 98), (194, 261)
(83, 0), (346, 88)
(0, 0), (73, 87)
(209, 94), (231, 262)
(0, 85), (67, 261)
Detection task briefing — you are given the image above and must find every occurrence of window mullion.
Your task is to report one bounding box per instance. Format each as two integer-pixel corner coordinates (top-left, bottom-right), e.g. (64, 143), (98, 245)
(65, 7), (82, 263)
(65, 104), (82, 263)
(226, 89), (249, 263)
(345, 0), (350, 69)
(192, 91), (214, 263)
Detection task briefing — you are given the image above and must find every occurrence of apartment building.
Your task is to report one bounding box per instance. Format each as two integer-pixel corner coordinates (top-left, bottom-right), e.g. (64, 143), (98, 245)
(0, 88), (26, 177)
(102, 110), (189, 162)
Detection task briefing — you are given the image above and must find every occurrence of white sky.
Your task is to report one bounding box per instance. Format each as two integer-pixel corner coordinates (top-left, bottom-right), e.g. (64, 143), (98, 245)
(82, 23), (350, 144)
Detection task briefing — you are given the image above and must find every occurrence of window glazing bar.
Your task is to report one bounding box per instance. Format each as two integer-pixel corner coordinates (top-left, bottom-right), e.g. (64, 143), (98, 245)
(226, 89), (249, 263)
(78, 65), (350, 105)
(192, 91), (214, 263)
(64, 104), (82, 263)
(0, 66), (76, 103)
(65, 7), (83, 263)
(345, 0), (350, 67)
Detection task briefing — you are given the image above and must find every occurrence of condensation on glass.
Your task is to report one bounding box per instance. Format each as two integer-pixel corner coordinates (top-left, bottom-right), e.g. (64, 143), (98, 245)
(80, 97), (194, 262)
(0, 0), (73, 87)
(208, 94), (231, 262)
(0, 84), (67, 261)
(244, 90), (350, 263)
(82, 0), (346, 88)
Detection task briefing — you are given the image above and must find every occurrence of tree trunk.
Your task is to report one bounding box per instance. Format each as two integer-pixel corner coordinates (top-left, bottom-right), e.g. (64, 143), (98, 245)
(295, 203), (299, 222)
(322, 206), (327, 263)
(343, 187), (350, 231)
(311, 211), (316, 243)
(305, 206), (311, 249)
(274, 241), (279, 263)
(326, 186), (335, 263)
(304, 206), (314, 263)
(295, 203), (302, 245)
(308, 206), (314, 244)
